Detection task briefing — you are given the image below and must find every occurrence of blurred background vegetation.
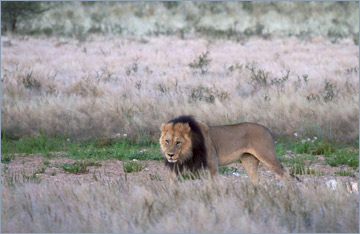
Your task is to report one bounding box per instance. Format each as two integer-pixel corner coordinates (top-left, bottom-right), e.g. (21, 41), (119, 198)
(1, 1), (359, 44)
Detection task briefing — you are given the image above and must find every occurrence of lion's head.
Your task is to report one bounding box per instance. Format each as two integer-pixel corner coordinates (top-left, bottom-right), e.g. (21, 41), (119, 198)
(160, 122), (192, 163)
(160, 116), (208, 175)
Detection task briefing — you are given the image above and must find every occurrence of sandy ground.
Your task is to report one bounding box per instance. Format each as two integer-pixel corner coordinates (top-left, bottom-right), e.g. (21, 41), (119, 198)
(2, 152), (358, 189)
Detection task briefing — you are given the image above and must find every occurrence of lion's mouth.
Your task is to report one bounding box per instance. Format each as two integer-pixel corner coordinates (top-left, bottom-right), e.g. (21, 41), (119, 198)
(167, 159), (177, 163)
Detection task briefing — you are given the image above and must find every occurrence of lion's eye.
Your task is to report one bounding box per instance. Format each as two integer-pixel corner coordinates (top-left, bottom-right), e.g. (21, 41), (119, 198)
(176, 141), (181, 145)
(165, 140), (169, 144)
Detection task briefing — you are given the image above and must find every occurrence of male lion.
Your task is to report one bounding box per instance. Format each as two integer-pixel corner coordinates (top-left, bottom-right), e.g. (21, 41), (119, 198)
(160, 115), (298, 184)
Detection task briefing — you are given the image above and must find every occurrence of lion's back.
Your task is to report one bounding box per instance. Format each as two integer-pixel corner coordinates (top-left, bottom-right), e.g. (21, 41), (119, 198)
(208, 122), (274, 154)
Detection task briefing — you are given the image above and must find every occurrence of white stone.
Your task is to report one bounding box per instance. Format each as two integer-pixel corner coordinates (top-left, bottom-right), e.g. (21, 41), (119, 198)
(325, 179), (337, 190)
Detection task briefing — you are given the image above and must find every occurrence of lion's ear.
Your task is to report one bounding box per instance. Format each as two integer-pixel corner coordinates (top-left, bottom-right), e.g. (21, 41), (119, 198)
(161, 123), (174, 133)
(183, 123), (191, 135)
(160, 123), (167, 133)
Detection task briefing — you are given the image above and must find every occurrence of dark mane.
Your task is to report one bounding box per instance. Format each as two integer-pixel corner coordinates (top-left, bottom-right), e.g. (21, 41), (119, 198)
(164, 115), (207, 175)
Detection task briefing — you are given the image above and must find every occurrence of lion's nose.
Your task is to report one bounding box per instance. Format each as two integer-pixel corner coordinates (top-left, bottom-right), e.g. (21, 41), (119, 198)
(168, 153), (174, 157)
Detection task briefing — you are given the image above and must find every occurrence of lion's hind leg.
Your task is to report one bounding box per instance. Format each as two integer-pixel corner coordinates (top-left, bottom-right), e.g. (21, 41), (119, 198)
(241, 153), (260, 184)
(250, 144), (286, 180)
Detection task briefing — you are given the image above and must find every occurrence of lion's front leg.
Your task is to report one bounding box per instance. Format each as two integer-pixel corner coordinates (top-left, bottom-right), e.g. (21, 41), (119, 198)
(207, 146), (219, 181)
(207, 151), (219, 181)
(208, 164), (218, 180)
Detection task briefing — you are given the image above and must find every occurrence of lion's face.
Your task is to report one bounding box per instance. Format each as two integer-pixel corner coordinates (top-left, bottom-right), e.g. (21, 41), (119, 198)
(160, 122), (192, 163)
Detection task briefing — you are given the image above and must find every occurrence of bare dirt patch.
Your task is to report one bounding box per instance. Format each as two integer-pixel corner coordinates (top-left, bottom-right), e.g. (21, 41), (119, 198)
(3, 154), (358, 187)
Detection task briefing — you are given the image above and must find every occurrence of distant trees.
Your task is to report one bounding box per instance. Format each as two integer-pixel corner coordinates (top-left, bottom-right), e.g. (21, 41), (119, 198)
(1, 2), (45, 33)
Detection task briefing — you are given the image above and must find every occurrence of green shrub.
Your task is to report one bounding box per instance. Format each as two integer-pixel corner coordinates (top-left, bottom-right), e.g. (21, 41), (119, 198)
(123, 160), (144, 173)
(334, 170), (355, 177)
(1, 154), (14, 164)
(1, 130), (68, 155)
(33, 167), (46, 175)
(61, 161), (101, 174)
(325, 150), (358, 169)
(178, 171), (199, 180)
(246, 64), (270, 88)
(293, 139), (336, 155)
(22, 171), (41, 184)
(219, 166), (244, 175)
(289, 157), (306, 175)
(188, 50), (211, 74)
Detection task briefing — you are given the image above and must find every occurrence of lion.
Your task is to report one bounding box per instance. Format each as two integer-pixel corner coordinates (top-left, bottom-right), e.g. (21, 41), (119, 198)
(160, 115), (299, 184)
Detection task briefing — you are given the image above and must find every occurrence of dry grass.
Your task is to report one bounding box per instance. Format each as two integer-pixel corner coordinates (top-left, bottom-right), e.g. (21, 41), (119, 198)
(1, 36), (358, 142)
(1, 176), (358, 233)
(2, 3), (358, 233)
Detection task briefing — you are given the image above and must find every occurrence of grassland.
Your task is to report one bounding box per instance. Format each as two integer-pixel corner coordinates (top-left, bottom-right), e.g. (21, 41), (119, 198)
(2, 132), (358, 168)
(2, 35), (358, 144)
(2, 173), (358, 233)
(1, 2), (359, 233)
(1, 133), (162, 161)
(2, 121), (358, 233)
(1, 132), (359, 233)
(1, 3), (359, 143)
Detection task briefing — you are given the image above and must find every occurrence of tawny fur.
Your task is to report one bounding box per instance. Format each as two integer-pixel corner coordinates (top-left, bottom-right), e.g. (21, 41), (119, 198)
(160, 115), (295, 184)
